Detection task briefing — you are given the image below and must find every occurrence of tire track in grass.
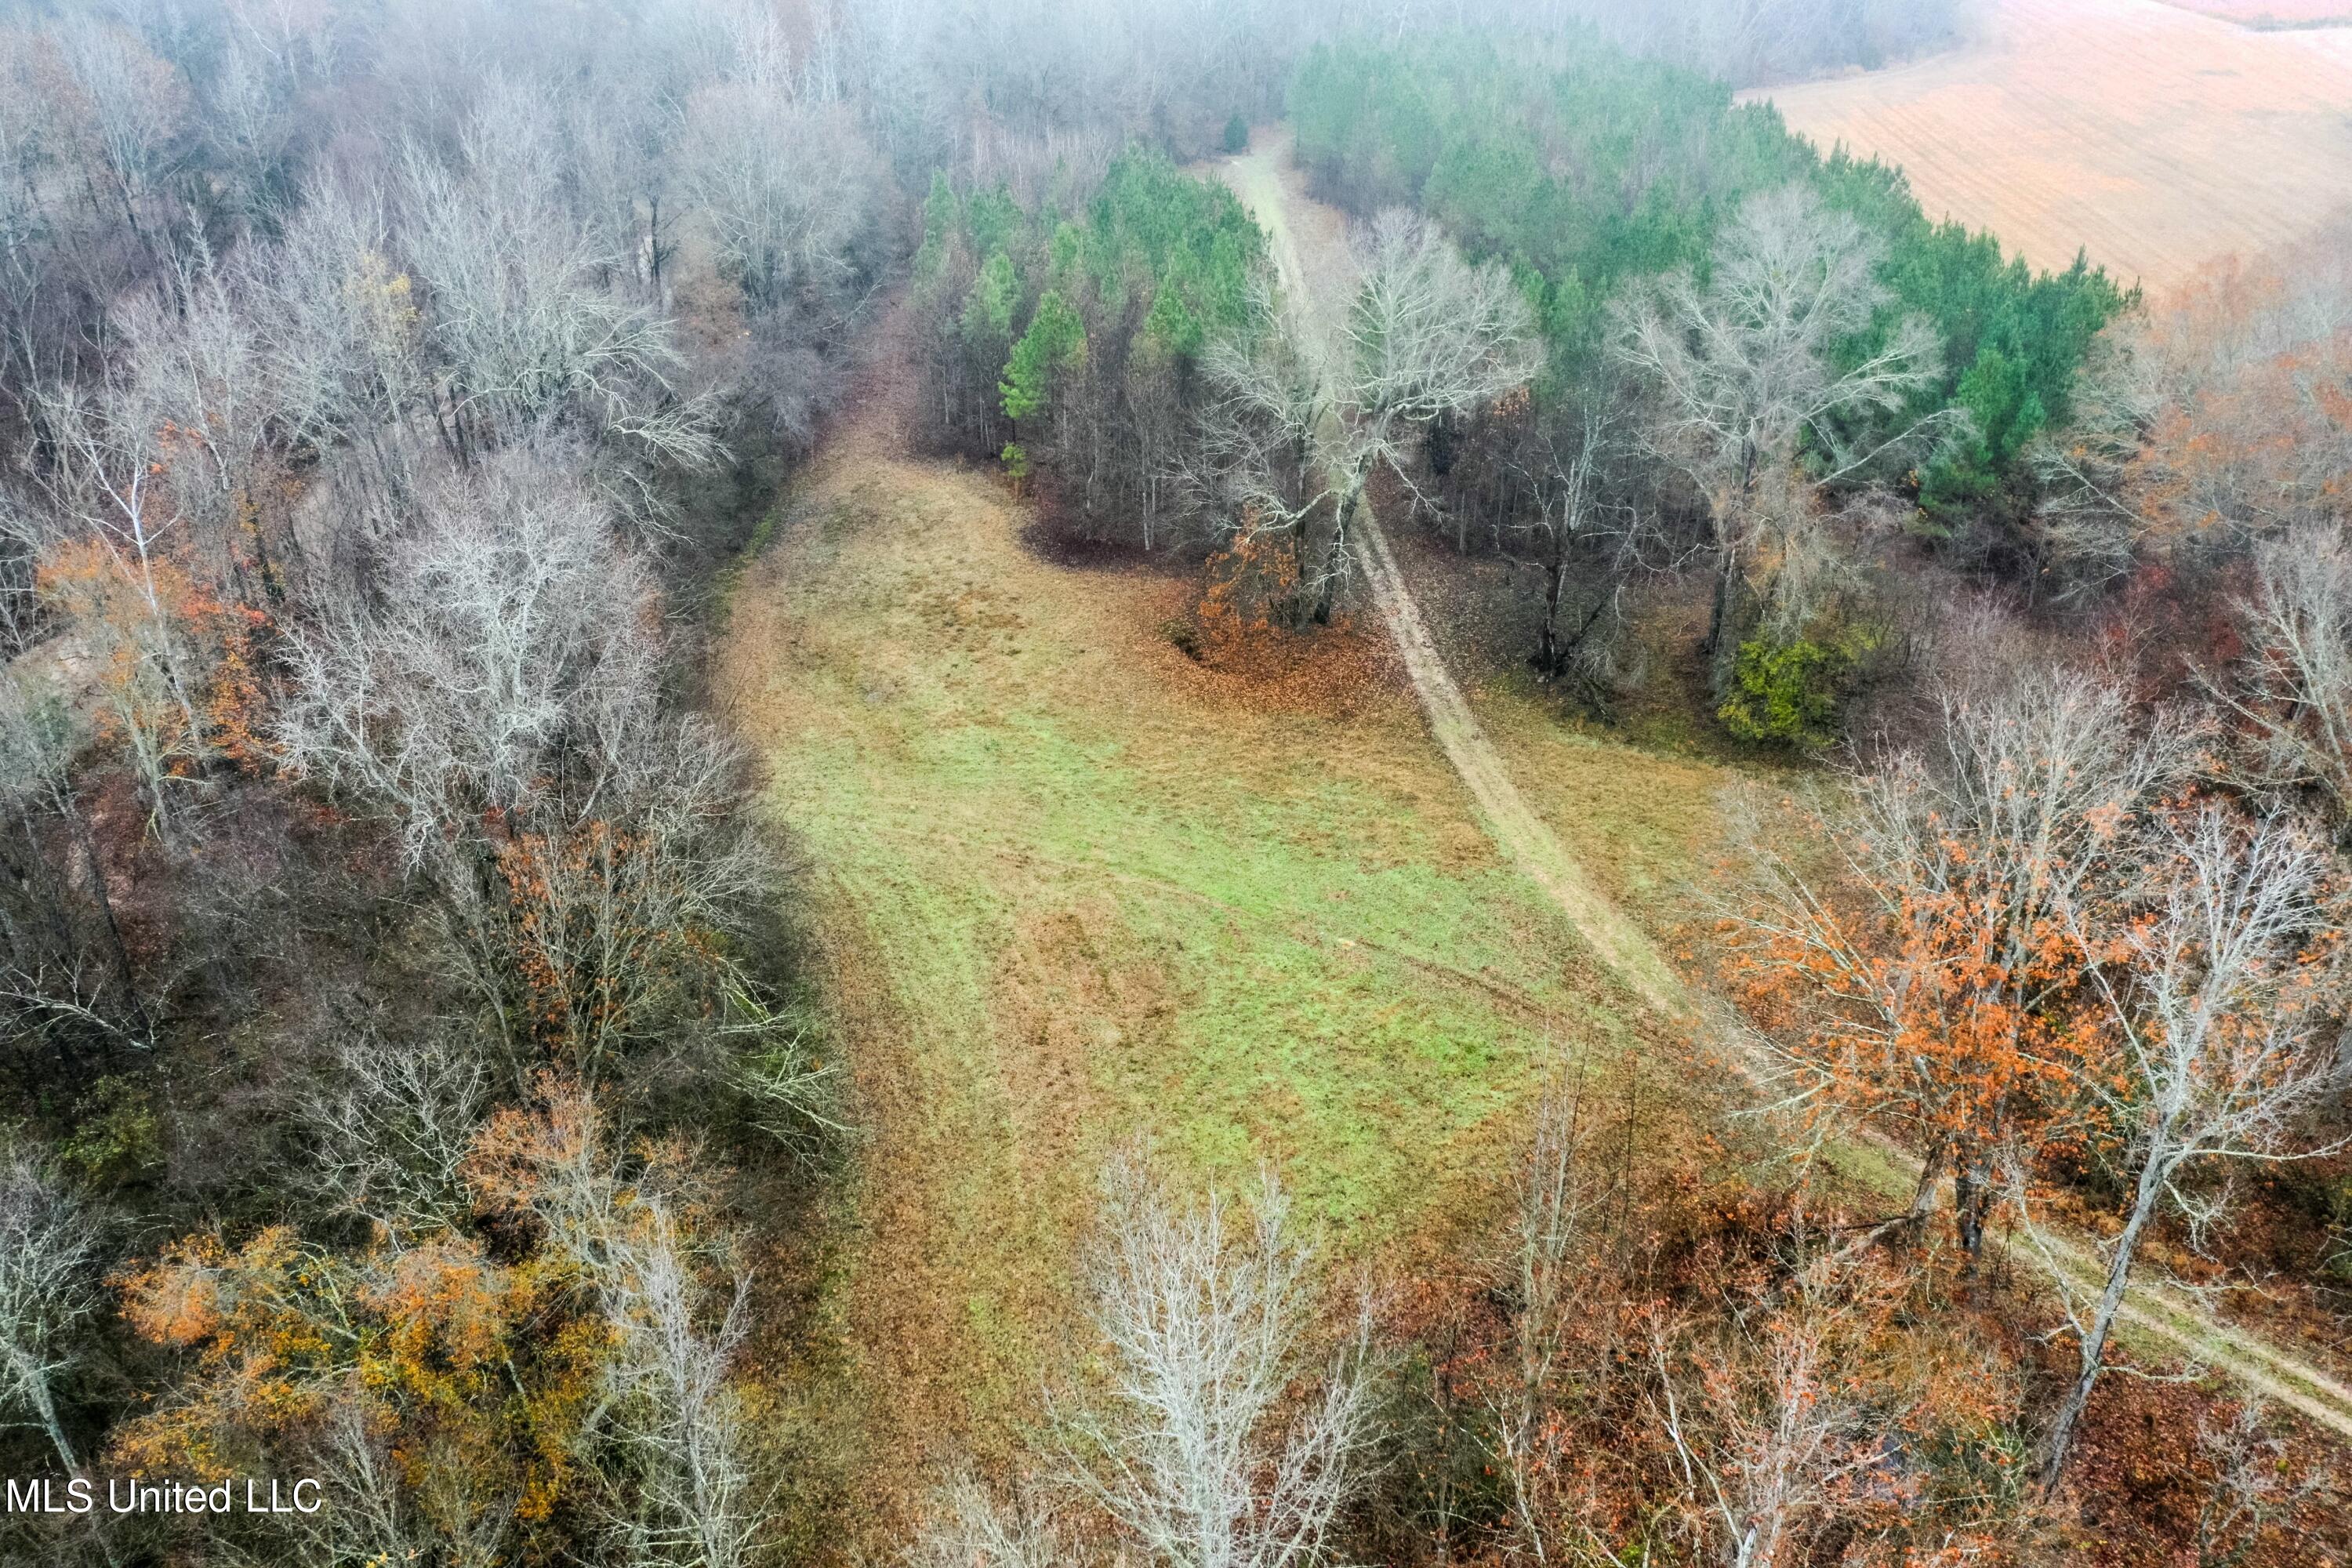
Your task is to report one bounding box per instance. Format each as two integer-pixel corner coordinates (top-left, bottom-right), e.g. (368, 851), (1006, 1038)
(1221, 130), (2352, 1445)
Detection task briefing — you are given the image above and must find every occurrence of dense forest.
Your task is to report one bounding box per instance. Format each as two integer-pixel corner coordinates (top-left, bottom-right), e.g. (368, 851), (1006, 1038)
(1, 0), (2349, 1565)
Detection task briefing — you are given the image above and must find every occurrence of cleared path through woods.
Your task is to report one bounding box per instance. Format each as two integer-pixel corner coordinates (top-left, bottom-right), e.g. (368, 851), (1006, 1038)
(1218, 131), (2352, 1443)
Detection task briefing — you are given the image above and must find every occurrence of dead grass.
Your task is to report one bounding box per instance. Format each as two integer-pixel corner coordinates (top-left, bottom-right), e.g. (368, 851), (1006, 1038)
(713, 419), (1696, 1552)
(1746, 0), (2352, 289)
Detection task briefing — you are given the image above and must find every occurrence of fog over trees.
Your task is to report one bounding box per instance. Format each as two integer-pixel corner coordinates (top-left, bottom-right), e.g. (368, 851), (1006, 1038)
(0, 0), (2348, 1563)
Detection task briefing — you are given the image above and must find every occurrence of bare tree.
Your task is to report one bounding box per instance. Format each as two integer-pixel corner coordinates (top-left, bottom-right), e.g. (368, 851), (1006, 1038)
(681, 85), (877, 318)
(277, 453), (775, 1080)
(1726, 665), (2198, 1258)
(57, 17), (186, 266)
(0, 29), (53, 403)
(2207, 527), (2352, 829)
(276, 454), (665, 866)
(1057, 1156), (1383, 1568)
(2191, 1399), (2336, 1568)
(0, 1145), (102, 1474)
(1613, 184), (1948, 693)
(301, 1027), (493, 1241)
(1200, 210), (1541, 624)
(2024, 804), (2347, 1489)
(477, 1081), (766, 1567)
(0, 669), (151, 1054)
(397, 81), (720, 500)
(113, 241), (278, 592)
(1503, 401), (1650, 703)
(1486, 1067), (1617, 1563)
(18, 383), (215, 843)
(1647, 1250), (1912, 1568)
(598, 1200), (764, 1568)
(903, 1472), (1071, 1568)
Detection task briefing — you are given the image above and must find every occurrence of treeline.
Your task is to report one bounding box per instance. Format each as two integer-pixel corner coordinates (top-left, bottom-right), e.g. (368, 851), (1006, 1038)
(1285, 31), (2136, 731)
(1291, 31), (2125, 520)
(911, 148), (1265, 546)
(0, 1), (904, 1563)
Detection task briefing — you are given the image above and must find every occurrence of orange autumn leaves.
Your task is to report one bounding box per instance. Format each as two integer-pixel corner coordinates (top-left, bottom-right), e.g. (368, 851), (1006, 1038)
(1726, 823), (2096, 1187)
(1717, 675), (2201, 1249)
(109, 1079), (712, 1539)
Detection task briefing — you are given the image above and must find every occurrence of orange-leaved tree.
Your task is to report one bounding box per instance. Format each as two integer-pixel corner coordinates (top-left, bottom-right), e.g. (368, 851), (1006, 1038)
(1722, 666), (2198, 1259)
(113, 1075), (761, 1565)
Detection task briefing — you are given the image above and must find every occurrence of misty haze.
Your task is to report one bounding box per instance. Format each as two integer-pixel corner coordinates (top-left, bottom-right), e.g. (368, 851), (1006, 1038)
(1, 0), (2350, 1564)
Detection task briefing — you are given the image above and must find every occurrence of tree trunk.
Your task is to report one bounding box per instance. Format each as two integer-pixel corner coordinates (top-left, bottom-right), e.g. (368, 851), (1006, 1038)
(1535, 551), (1565, 676)
(1705, 546), (1748, 702)
(5, 1345), (76, 1473)
(2041, 1150), (2170, 1492)
(1315, 483), (1359, 626)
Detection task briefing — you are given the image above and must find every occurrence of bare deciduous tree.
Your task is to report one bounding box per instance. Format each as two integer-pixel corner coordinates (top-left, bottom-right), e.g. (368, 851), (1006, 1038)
(600, 1200), (763, 1568)
(1057, 1156), (1382, 1568)
(681, 88), (877, 318)
(1613, 183), (1948, 692)
(277, 453), (775, 1080)
(399, 81), (720, 499)
(1486, 1066), (1617, 1563)
(2024, 804), (2347, 1489)
(1200, 210), (1540, 625)
(1727, 665), (2198, 1257)
(1648, 1250), (1912, 1568)
(2188, 1398), (2338, 1568)
(0, 1146), (101, 1473)
(57, 17), (185, 264)
(302, 1027), (493, 1241)
(277, 454), (663, 865)
(903, 1472), (1070, 1568)
(2208, 528), (2352, 829)
(475, 1081), (765, 1567)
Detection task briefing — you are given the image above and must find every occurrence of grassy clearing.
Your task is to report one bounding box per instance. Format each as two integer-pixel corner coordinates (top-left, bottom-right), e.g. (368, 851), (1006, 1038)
(717, 443), (1683, 1534)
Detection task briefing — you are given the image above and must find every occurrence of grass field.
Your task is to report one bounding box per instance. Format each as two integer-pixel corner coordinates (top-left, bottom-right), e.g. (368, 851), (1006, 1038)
(1747, 0), (2352, 289)
(714, 404), (1735, 1538)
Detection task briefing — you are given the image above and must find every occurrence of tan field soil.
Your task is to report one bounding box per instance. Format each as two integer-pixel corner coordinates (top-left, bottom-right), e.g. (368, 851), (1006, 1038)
(1745, 0), (2352, 289)
(2159, 0), (2352, 24)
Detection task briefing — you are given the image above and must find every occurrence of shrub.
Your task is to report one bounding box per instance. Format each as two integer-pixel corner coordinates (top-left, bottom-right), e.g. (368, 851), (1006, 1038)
(1717, 628), (1878, 750)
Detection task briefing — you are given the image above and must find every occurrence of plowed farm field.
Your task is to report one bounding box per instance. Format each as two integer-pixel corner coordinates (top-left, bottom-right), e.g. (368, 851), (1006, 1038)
(1745, 0), (2352, 289)
(2161, 0), (2350, 23)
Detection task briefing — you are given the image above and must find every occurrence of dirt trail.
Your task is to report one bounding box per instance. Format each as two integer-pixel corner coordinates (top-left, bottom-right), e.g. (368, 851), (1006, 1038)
(1218, 132), (2352, 1443)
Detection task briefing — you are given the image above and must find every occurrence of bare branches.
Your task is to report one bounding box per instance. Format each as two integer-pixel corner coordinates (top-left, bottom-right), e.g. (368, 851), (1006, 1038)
(1612, 183), (1950, 689)
(398, 81), (720, 492)
(0, 1145), (102, 1473)
(1345, 209), (1544, 433)
(2209, 528), (2352, 828)
(1194, 211), (1539, 625)
(681, 87), (879, 318)
(1646, 1250), (1912, 1568)
(1723, 664), (2200, 1254)
(1056, 1156), (1383, 1568)
(276, 453), (663, 866)
(904, 1472), (1071, 1568)
(300, 1027), (493, 1243)
(2035, 801), (2343, 1488)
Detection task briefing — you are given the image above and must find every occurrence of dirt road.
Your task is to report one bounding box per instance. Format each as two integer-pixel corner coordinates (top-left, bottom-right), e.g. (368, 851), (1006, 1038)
(1217, 132), (2352, 1443)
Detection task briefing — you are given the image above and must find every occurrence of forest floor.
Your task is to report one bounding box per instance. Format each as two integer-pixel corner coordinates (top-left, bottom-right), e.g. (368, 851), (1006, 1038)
(1744, 0), (2352, 291)
(713, 318), (1725, 1548)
